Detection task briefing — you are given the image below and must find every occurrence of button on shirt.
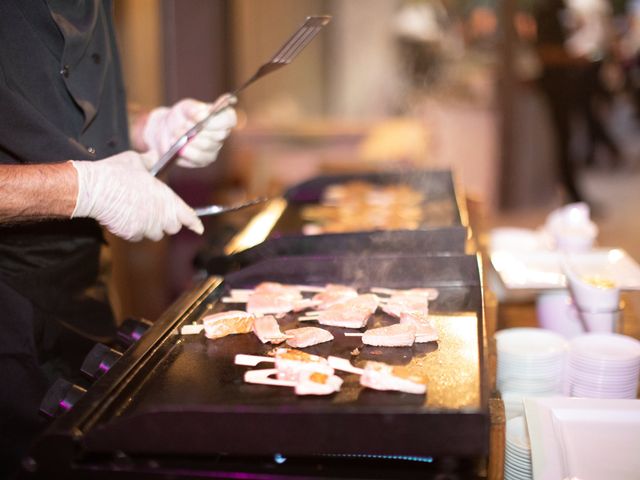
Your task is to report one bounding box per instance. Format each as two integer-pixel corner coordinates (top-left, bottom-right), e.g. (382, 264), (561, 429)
(0, 0), (130, 166)
(0, 0), (131, 278)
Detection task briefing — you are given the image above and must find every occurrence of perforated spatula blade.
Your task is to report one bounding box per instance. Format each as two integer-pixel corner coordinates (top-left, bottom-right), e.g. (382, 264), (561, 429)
(150, 15), (331, 177)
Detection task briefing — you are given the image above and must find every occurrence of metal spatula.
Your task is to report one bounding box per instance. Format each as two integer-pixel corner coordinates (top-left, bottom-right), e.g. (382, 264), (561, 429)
(194, 196), (270, 217)
(150, 15), (332, 177)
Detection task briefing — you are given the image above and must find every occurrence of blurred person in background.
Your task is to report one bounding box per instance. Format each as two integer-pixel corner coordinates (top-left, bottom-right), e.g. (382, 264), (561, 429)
(0, 1), (236, 476)
(619, 0), (640, 121)
(393, 0), (452, 89)
(565, 0), (621, 168)
(534, 0), (616, 204)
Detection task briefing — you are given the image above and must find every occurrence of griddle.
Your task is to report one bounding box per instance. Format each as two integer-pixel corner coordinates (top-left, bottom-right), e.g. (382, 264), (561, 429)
(196, 169), (469, 274)
(280, 169), (466, 231)
(198, 227), (469, 275)
(28, 254), (488, 478)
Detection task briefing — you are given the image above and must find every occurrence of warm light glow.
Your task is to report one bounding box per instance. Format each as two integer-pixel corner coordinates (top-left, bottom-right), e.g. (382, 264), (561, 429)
(608, 249), (624, 263)
(413, 312), (481, 409)
(224, 198), (287, 254)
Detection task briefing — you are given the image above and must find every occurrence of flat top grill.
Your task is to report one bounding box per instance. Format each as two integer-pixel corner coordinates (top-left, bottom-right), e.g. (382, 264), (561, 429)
(273, 169), (465, 236)
(34, 254), (488, 461)
(197, 169), (469, 274)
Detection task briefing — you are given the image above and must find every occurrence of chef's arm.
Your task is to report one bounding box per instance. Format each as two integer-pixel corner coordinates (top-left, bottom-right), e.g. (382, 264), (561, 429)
(0, 151), (203, 241)
(0, 162), (77, 222)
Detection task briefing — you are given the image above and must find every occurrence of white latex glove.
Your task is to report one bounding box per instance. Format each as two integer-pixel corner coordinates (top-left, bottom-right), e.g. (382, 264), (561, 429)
(70, 151), (204, 242)
(142, 96), (237, 169)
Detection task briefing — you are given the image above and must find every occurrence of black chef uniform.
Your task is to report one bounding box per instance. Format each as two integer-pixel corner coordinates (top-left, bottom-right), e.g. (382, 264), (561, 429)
(0, 0), (130, 474)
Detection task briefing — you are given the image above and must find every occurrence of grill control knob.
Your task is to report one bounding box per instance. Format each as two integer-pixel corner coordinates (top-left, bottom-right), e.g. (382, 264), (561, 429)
(39, 378), (87, 419)
(81, 343), (123, 380)
(116, 317), (153, 349)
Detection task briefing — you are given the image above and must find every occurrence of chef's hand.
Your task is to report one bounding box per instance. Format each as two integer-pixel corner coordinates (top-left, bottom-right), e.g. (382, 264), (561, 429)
(141, 96), (237, 169)
(70, 151), (204, 241)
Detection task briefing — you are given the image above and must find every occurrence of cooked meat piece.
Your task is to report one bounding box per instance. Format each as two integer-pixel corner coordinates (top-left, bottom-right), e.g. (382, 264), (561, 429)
(294, 370), (343, 395)
(360, 361), (427, 394)
(315, 308), (371, 328)
(274, 348), (334, 381)
(292, 298), (322, 312)
(346, 293), (380, 313)
(381, 293), (429, 318)
(361, 323), (416, 347)
(301, 181), (426, 234)
(202, 310), (255, 340)
(243, 368), (342, 396)
(312, 284), (359, 309)
(253, 282), (303, 301)
(180, 324), (204, 335)
(252, 315), (287, 344)
(247, 293), (297, 315)
(400, 311), (439, 343)
(311, 293), (379, 328)
(285, 327), (334, 348)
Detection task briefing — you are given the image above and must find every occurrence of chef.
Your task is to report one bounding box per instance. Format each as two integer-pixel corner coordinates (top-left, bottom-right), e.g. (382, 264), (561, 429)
(0, 1), (236, 476)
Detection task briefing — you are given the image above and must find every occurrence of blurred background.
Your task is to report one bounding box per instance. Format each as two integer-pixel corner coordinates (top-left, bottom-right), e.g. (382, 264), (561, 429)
(109, 0), (640, 322)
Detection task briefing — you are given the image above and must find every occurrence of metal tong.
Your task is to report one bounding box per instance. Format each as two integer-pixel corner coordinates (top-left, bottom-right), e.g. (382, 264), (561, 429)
(194, 197), (270, 217)
(150, 15), (332, 177)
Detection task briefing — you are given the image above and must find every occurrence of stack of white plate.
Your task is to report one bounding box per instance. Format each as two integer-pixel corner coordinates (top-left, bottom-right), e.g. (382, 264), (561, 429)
(567, 333), (640, 399)
(505, 416), (533, 480)
(496, 328), (568, 396)
(502, 391), (526, 420)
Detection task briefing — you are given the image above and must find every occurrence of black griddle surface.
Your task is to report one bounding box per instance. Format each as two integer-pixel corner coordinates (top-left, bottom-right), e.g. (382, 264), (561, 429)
(77, 254), (487, 459)
(273, 170), (463, 236)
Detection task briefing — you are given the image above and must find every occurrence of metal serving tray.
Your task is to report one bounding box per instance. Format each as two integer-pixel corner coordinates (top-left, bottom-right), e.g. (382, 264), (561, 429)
(28, 254), (488, 477)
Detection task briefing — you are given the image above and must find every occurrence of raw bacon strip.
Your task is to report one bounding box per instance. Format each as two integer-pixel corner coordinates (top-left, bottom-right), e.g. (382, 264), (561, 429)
(285, 327), (334, 348)
(400, 311), (438, 343)
(361, 323), (416, 347)
(252, 315), (288, 344)
(202, 310), (255, 340)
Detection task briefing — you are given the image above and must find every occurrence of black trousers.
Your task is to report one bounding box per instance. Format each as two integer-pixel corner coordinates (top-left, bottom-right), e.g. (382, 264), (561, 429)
(538, 67), (585, 203)
(0, 243), (115, 478)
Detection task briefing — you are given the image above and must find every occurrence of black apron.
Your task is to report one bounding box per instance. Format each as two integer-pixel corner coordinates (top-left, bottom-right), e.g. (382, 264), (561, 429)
(0, 1), (130, 475)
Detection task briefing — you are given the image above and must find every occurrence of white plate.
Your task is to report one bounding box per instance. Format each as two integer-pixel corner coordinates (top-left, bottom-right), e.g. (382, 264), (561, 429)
(496, 328), (568, 357)
(490, 227), (549, 253)
(506, 416), (532, 450)
(490, 248), (640, 292)
(569, 333), (640, 363)
(524, 397), (640, 480)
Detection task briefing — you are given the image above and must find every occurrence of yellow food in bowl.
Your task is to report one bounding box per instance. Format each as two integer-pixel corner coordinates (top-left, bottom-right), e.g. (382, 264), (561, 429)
(581, 275), (616, 289)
